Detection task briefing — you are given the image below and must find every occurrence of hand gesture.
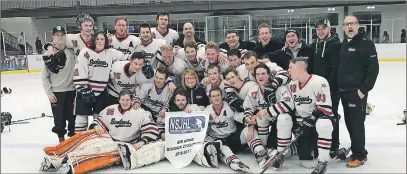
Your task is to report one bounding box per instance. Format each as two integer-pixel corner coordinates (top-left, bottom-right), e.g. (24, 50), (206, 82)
(168, 82), (176, 93)
(245, 115), (256, 125)
(133, 103), (141, 110)
(256, 109), (268, 120)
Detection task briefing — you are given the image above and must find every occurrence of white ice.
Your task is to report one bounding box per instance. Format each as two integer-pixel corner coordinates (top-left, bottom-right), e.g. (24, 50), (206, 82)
(1, 62), (406, 173)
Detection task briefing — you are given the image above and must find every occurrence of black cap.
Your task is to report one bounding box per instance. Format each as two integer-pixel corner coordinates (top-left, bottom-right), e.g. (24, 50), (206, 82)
(52, 26), (66, 35)
(315, 18), (331, 28)
(285, 28), (299, 38)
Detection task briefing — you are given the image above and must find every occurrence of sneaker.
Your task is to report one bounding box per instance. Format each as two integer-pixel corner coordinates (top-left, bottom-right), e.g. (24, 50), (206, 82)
(346, 159), (364, 168)
(58, 137), (65, 143)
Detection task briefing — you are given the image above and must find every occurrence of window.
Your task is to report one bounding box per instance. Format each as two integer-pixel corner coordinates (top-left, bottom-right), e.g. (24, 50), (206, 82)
(353, 11), (382, 42)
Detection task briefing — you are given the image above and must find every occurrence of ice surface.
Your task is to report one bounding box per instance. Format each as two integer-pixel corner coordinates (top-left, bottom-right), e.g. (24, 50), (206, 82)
(1, 62), (406, 173)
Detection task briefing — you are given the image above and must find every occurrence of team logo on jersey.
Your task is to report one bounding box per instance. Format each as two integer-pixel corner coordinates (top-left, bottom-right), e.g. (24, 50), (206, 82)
(72, 40), (78, 48)
(110, 118), (132, 128)
(114, 72), (121, 79)
(129, 41), (133, 47)
(84, 51), (90, 59)
(117, 81), (136, 88)
(251, 91), (257, 98)
(146, 95), (165, 107)
(348, 48), (356, 52)
(116, 48), (132, 54)
(293, 95), (312, 105)
(212, 120), (228, 128)
(168, 116), (206, 134)
(89, 59), (108, 67)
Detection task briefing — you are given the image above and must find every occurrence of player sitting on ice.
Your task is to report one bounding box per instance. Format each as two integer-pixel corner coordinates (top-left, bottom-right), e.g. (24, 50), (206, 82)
(40, 89), (160, 173)
(194, 87), (274, 172)
(257, 57), (335, 174)
(72, 31), (130, 132)
(106, 52), (176, 106)
(132, 67), (173, 138)
(243, 63), (299, 156)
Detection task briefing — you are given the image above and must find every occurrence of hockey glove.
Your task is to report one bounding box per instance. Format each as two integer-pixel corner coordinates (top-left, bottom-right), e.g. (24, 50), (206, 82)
(141, 61), (154, 79)
(1, 112), (12, 126)
(226, 92), (245, 112)
(293, 117), (315, 137)
(43, 55), (60, 74)
(54, 50), (67, 70)
(77, 86), (96, 105)
(263, 84), (277, 104)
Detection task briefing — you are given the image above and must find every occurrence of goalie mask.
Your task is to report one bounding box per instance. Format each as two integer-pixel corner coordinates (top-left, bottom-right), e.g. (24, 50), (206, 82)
(76, 13), (94, 30)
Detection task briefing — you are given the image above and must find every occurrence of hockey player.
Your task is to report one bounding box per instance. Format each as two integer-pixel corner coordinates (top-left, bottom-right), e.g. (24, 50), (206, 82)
(135, 23), (167, 64)
(41, 26), (76, 143)
(40, 89), (160, 173)
(106, 52), (155, 106)
(150, 11), (179, 45)
(205, 64), (226, 98)
(73, 31), (129, 132)
(227, 49), (245, 69)
(132, 67), (173, 136)
(108, 16), (141, 55)
(194, 87), (273, 172)
(44, 13), (94, 58)
(168, 88), (202, 113)
(257, 57), (334, 174)
(202, 42), (230, 73)
(155, 44), (187, 85)
(176, 41), (206, 81)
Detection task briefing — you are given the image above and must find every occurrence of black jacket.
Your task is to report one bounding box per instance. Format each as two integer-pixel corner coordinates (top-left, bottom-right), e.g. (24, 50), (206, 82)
(175, 85), (210, 108)
(219, 39), (256, 51)
(265, 41), (313, 71)
(253, 39), (285, 58)
(311, 32), (341, 90)
(173, 34), (207, 48)
(337, 32), (379, 95)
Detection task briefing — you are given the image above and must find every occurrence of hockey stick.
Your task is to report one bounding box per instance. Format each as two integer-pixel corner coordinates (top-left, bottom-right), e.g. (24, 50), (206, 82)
(397, 122), (406, 125)
(10, 113), (53, 124)
(260, 135), (301, 174)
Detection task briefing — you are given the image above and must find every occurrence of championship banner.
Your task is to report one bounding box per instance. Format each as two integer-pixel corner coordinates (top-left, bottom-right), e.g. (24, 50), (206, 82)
(164, 111), (209, 169)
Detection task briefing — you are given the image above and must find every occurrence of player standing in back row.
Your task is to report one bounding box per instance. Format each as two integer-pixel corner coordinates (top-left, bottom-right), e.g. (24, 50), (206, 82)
(150, 11), (179, 45)
(108, 16), (141, 55)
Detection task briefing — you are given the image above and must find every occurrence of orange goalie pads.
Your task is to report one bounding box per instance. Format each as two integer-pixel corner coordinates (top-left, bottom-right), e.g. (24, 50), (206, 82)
(43, 129), (121, 173)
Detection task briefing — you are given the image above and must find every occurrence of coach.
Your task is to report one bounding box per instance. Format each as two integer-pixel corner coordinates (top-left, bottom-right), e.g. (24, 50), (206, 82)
(338, 15), (379, 168)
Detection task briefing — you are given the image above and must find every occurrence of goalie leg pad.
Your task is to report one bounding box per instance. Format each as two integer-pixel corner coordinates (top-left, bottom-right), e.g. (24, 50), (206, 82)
(118, 141), (166, 170)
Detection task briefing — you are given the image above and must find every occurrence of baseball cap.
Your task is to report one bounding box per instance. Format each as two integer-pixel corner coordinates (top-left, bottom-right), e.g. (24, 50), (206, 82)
(285, 28), (299, 38)
(315, 18), (331, 28)
(52, 26), (66, 35)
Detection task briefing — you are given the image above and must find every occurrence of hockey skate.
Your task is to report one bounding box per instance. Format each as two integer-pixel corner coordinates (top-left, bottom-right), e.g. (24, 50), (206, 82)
(39, 157), (57, 172)
(255, 149), (273, 169)
(118, 144), (132, 170)
(56, 164), (72, 174)
(203, 143), (219, 168)
(229, 160), (252, 173)
(311, 161), (328, 174)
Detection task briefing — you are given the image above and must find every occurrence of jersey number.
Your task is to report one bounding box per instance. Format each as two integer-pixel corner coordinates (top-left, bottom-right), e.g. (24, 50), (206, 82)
(316, 93), (326, 103)
(106, 108), (114, 115)
(289, 84), (297, 93)
(114, 72), (121, 79)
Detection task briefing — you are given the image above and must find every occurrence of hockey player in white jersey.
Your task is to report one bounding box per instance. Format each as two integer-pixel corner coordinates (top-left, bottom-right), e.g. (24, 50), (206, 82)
(106, 52), (155, 106)
(44, 13), (94, 58)
(135, 23), (166, 64)
(108, 16), (141, 55)
(150, 11), (179, 45)
(40, 90), (160, 173)
(257, 57), (335, 174)
(202, 42), (231, 74)
(176, 41), (206, 81)
(132, 67), (173, 136)
(155, 44), (187, 85)
(205, 64), (226, 98)
(194, 88), (274, 172)
(73, 31), (129, 132)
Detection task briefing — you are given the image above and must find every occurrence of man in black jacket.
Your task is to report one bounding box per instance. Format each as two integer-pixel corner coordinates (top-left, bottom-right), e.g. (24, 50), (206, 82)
(263, 29), (313, 70)
(253, 23), (285, 58)
(338, 16), (379, 168)
(173, 22), (206, 48)
(219, 29), (256, 51)
(311, 18), (342, 159)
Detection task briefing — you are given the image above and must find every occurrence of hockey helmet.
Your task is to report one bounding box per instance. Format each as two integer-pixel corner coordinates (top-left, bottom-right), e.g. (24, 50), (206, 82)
(366, 103), (375, 115)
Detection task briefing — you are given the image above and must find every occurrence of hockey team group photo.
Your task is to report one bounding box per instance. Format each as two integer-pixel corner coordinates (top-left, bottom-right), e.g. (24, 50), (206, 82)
(1, 0), (406, 174)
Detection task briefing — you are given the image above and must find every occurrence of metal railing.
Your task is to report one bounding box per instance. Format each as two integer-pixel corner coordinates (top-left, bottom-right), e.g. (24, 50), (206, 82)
(1, 29), (33, 55)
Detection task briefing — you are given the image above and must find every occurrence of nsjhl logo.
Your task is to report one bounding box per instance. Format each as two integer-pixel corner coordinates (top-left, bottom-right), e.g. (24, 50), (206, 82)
(168, 116), (206, 134)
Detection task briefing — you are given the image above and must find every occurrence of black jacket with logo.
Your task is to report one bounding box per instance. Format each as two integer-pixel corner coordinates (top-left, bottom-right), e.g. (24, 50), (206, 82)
(219, 39), (256, 51)
(337, 32), (379, 95)
(311, 32), (341, 91)
(253, 39), (285, 58)
(173, 34), (207, 48)
(175, 85), (209, 108)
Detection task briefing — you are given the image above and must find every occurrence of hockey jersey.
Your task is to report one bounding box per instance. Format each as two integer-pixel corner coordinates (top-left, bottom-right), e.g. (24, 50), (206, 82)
(204, 102), (245, 139)
(96, 105), (159, 143)
(224, 81), (258, 100)
(107, 61), (154, 98)
(244, 84), (294, 119)
(151, 27), (179, 45)
(155, 54), (187, 83)
(287, 75), (333, 120)
(135, 39), (167, 64)
(205, 80), (227, 98)
(109, 34), (141, 55)
(133, 82), (173, 116)
(66, 33), (92, 57)
(202, 51), (231, 74)
(73, 47), (129, 96)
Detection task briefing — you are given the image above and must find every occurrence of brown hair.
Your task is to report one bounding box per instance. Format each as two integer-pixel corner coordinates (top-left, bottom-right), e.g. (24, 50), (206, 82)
(242, 50), (257, 60)
(114, 16), (128, 25)
(257, 23), (271, 34)
(160, 44), (173, 52)
(205, 42), (219, 52)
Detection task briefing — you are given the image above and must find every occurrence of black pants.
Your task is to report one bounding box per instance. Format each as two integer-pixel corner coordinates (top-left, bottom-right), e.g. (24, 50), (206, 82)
(293, 120), (319, 160)
(74, 90), (108, 115)
(51, 91), (76, 137)
(331, 91), (340, 151)
(340, 90), (368, 161)
(221, 127), (247, 153)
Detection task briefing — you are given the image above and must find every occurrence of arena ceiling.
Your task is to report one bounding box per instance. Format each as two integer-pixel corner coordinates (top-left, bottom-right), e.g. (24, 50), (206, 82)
(1, 0), (405, 18)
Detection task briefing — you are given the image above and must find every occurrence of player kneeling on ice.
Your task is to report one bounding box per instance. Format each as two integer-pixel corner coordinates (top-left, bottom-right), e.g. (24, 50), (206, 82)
(40, 89), (161, 173)
(257, 57), (335, 174)
(194, 87), (273, 173)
